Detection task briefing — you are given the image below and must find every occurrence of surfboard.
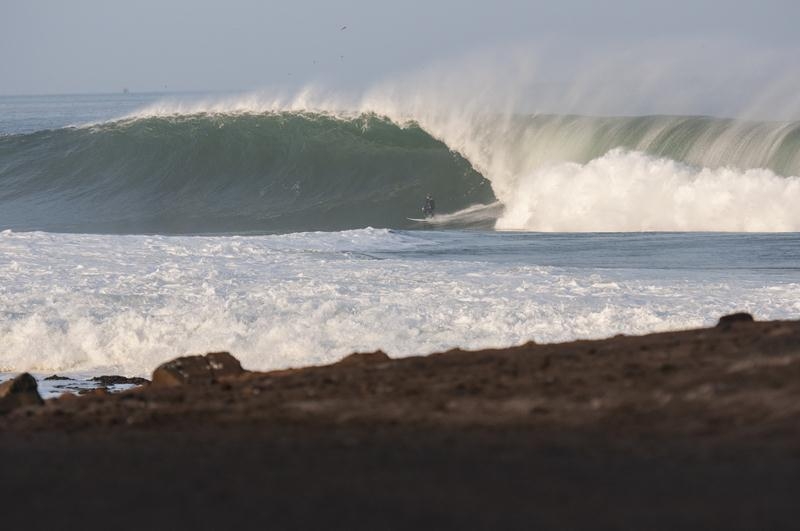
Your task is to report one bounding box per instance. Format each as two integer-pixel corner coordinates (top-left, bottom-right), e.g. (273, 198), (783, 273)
(406, 217), (431, 222)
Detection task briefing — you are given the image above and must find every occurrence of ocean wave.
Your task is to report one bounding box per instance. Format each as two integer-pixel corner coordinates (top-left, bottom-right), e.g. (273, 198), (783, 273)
(2, 103), (800, 233)
(0, 112), (493, 233)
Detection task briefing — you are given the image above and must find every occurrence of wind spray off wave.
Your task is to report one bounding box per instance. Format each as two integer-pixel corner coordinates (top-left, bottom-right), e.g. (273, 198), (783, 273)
(2, 92), (800, 377)
(357, 98), (800, 232)
(2, 92), (800, 232)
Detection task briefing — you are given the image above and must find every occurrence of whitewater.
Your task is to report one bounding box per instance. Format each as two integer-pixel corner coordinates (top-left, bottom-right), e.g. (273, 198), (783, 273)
(2, 229), (798, 376)
(0, 92), (799, 376)
(3, 93), (800, 233)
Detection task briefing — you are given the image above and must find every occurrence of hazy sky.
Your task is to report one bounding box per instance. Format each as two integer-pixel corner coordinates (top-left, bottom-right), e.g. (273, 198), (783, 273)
(3, 0), (800, 98)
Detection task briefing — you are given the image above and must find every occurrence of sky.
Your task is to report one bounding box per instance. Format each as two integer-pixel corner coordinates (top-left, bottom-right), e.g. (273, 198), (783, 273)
(3, 0), (800, 116)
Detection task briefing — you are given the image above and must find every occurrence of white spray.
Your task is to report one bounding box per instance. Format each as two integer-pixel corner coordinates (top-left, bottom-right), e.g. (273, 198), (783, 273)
(124, 44), (800, 232)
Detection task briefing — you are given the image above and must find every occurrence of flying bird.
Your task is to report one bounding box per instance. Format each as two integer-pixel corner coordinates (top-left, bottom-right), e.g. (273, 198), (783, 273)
(340, 25), (347, 31)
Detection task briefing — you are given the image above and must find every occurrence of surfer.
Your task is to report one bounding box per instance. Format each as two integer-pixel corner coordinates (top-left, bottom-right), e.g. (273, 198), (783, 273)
(422, 194), (435, 218)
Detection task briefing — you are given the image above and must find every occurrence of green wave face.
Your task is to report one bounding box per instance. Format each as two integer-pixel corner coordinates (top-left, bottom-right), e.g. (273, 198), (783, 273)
(0, 112), (494, 234)
(2, 110), (800, 234)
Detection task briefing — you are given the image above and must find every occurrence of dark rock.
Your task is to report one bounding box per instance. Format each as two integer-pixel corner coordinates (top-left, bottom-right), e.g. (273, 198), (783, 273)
(659, 363), (678, 373)
(335, 351), (391, 367)
(717, 313), (755, 328)
(151, 352), (245, 387)
(0, 373), (44, 414)
(44, 375), (73, 381)
(90, 375), (150, 387)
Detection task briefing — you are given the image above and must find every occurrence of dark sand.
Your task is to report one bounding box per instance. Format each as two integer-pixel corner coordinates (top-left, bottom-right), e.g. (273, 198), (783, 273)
(2, 318), (799, 530)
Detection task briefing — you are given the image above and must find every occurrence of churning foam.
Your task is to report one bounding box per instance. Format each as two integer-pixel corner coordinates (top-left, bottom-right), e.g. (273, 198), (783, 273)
(1, 229), (798, 376)
(496, 149), (800, 232)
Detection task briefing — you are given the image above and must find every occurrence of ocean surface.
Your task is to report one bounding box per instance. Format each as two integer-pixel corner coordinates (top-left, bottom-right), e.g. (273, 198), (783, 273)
(1, 93), (798, 380)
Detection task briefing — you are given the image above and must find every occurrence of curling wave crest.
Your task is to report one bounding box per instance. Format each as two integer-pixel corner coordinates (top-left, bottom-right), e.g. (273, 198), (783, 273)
(2, 97), (800, 232)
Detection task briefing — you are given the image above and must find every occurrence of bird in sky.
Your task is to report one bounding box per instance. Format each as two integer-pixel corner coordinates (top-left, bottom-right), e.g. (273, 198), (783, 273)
(340, 25), (347, 31)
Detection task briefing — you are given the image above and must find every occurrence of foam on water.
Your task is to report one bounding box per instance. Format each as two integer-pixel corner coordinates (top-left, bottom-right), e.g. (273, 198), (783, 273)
(496, 149), (800, 232)
(1, 229), (798, 376)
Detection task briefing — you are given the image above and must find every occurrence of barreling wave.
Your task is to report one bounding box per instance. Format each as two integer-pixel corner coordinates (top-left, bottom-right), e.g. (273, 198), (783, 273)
(0, 112), (493, 233)
(1, 104), (800, 233)
(371, 111), (800, 232)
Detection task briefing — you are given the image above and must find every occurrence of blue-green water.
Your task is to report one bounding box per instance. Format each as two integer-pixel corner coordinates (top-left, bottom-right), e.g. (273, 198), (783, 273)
(0, 94), (797, 377)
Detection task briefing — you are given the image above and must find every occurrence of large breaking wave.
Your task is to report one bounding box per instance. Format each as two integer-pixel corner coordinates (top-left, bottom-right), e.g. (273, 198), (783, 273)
(0, 112), (494, 233)
(2, 102), (800, 233)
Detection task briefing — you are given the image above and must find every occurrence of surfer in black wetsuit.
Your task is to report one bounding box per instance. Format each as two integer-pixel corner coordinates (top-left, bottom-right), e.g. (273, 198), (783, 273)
(422, 194), (435, 218)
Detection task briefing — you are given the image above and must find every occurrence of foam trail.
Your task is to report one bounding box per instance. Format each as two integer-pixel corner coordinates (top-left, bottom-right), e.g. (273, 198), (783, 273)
(410, 202), (504, 229)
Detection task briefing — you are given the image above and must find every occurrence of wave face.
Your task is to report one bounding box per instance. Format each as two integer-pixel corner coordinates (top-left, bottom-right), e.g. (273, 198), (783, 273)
(0, 112), (494, 233)
(2, 105), (800, 233)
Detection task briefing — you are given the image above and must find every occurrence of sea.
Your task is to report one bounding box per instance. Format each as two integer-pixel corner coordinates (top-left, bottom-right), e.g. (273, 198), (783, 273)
(1, 92), (799, 394)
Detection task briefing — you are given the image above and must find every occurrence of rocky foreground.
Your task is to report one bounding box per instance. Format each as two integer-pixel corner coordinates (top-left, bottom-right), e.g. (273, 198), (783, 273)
(2, 314), (799, 530)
